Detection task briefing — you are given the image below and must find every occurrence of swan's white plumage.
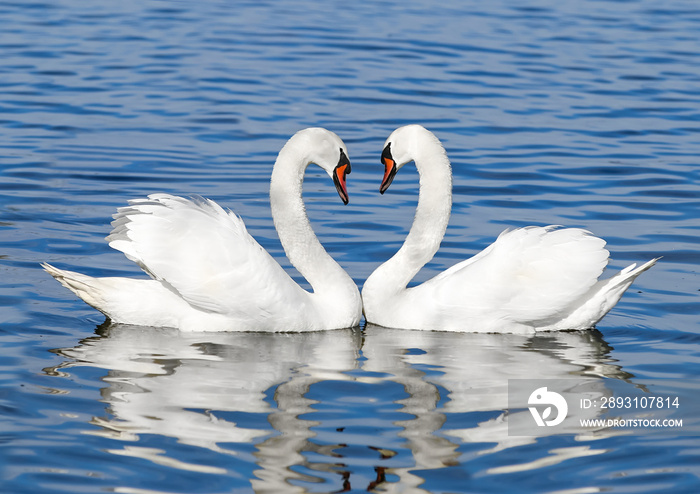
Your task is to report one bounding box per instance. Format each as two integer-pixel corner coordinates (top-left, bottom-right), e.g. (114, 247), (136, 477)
(106, 194), (305, 317)
(430, 226), (608, 320)
(362, 125), (657, 333)
(44, 128), (362, 332)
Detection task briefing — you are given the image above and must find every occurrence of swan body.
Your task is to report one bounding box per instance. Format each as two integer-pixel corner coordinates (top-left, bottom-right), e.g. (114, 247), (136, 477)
(44, 128), (362, 332)
(362, 125), (658, 333)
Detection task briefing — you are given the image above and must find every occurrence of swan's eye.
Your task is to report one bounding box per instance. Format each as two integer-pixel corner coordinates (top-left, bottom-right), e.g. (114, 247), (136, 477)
(338, 148), (351, 171)
(381, 142), (393, 165)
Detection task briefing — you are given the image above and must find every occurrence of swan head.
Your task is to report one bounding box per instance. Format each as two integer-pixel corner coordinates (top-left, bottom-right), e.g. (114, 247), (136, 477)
(379, 124), (443, 194)
(291, 128), (352, 205)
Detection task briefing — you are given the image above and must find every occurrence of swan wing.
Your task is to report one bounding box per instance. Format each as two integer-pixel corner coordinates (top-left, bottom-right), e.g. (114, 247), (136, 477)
(106, 194), (307, 318)
(428, 226), (609, 322)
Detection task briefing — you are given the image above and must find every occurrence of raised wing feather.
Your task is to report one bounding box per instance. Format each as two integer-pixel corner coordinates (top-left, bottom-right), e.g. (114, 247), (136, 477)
(428, 226), (609, 323)
(106, 194), (308, 319)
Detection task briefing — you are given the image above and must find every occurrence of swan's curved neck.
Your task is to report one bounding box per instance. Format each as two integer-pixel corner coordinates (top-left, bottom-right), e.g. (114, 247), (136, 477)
(368, 143), (452, 292)
(269, 143), (355, 299)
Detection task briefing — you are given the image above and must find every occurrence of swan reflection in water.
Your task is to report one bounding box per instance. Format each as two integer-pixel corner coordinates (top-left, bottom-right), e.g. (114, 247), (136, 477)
(47, 323), (632, 492)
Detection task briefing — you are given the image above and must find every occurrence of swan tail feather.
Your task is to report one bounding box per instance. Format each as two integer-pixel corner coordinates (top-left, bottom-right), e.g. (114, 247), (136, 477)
(42, 263), (111, 317)
(541, 257), (659, 331)
(42, 262), (185, 326)
(609, 257), (660, 289)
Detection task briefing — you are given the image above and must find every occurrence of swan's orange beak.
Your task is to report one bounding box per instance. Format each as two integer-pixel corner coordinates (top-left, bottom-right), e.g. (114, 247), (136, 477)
(333, 148), (351, 205)
(380, 143), (397, 194)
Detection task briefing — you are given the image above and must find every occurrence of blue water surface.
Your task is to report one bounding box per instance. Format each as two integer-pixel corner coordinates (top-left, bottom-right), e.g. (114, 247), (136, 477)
(1, 0), (700, 493)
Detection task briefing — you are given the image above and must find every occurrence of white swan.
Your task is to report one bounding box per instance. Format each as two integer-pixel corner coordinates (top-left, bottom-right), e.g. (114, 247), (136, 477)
(362, 125), (658, 333)
(44, 128), (362, 332)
